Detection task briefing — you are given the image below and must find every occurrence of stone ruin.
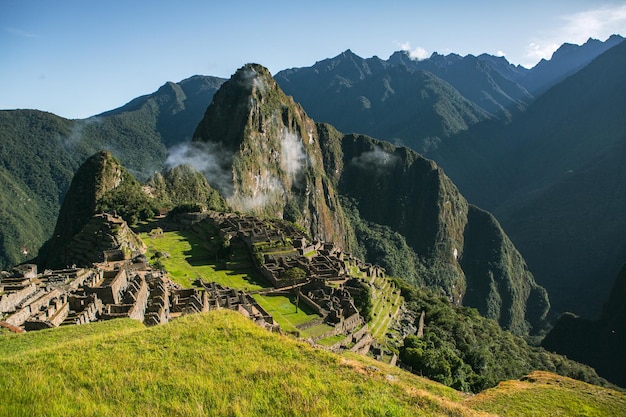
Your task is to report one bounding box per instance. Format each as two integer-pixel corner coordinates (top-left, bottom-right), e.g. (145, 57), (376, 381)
(0, 214), (280, 334)
(205, 211), (392, 354)
(1, 210), (400, 361)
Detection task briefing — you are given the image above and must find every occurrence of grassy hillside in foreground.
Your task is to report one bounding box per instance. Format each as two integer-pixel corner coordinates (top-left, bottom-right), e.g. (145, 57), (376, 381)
(1, 311), (624, 417)
(0, 310), (480, 417)
(466, 371), (626, 417)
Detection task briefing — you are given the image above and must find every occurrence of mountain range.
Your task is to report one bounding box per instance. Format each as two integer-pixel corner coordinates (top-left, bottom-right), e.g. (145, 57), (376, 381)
(26, 64), (610, 392)
(1, 35), (625, 386)
(274, 34), (626, 319)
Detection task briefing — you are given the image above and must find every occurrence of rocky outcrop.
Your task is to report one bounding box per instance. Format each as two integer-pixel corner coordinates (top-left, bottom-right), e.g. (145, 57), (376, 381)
(37, 151), (145, 268)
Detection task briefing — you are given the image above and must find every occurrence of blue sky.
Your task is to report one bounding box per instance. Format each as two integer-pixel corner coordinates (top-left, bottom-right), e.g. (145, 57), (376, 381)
(1, 0), (625, 119)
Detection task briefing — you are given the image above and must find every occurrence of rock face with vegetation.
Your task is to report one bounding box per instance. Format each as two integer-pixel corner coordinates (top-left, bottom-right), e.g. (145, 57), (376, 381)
(193, 64), (352, 248)
(317, 131), (549, 335)
(37, 151), (152, 268)
(145, 164), (227, 212)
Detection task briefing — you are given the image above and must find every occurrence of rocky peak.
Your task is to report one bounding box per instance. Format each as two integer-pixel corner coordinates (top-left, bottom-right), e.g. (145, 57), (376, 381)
(193, 64), (351, 246)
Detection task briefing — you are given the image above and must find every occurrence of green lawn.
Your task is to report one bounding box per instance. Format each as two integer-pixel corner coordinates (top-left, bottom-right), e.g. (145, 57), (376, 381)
(252, 293), (325, 335)
(139, 229), (270, 291)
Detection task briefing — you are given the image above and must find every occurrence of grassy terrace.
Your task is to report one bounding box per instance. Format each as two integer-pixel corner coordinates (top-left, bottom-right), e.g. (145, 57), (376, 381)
(253, 294), (321, 332)
(368, 276), (403, 341)
(139, 228), (269, 291)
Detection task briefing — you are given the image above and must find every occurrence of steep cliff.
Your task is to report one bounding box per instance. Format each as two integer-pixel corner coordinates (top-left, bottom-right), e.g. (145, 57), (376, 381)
(193, 64), (352, 247)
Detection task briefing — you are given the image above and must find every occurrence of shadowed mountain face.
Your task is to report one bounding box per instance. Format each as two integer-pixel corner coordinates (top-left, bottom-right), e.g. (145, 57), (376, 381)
(430, 37), (626, 318)
(542, 264), (626, 387)
(274, 36), (623, 155)
(275, 50), (492, 153)
(190, 64), (549, 334)
(275, 36), (626, 319)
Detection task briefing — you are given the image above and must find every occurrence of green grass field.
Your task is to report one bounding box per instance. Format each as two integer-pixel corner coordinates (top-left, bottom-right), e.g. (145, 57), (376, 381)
(0, 311), (480, 417)
(139, 229), (270, 291)
(252, 293), (331, 337)
(140, 228), (326, 334)
(2, 311), (623, 417)
(465, 371), (626, 417)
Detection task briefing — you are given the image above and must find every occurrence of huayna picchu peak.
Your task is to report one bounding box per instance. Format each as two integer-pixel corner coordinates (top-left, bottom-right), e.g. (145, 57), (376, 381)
(192, 63), (353, 249)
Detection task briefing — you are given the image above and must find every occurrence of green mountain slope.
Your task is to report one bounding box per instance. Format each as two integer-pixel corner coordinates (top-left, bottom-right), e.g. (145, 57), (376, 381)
(432, 37), (626, 319)
(321, 133), (548, 335)
(275, 50), (491, 153)
(36, 150), (154, 268)
(1, 310), (624, 417)
(542, 264), (626, 387)
(0, 110), (89, 270)
(0, 76), (223, 271)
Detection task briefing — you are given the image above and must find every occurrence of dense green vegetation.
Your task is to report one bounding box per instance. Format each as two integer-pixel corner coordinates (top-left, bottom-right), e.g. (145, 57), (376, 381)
(145, 164), (228, 212)
(342, 197), (422, 287)
(97, 172), (159, 225)
(542, 264), (626, 388)
(394, 279), (610, 393)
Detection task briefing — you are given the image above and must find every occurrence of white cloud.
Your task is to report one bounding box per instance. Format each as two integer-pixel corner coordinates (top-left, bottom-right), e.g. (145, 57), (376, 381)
(5, 27), (38, 38)
(524, 4), (626, 67)
(496, 50), (506, 57)
(397, 41), (429, 60)
(562, 4), (626, 43)
(525, 41), (560, 63)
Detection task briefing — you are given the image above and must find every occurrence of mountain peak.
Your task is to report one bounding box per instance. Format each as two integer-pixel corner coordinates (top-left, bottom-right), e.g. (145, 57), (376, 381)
(192, 63), (351, 246)
(37, 150), (130, 268)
